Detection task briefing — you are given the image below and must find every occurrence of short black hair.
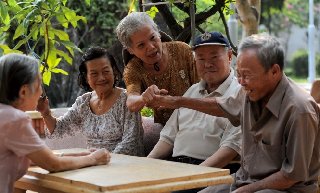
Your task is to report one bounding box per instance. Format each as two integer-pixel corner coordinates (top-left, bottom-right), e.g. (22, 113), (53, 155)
(78, 46), (119, 91)
(0, 53), (39, 104)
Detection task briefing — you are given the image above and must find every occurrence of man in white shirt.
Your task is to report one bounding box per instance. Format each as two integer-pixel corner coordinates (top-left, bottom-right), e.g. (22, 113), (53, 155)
(148, 32), (242, 175)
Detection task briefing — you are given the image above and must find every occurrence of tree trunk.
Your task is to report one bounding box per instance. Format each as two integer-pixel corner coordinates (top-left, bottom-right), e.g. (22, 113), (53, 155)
(236, 0), (261, 37)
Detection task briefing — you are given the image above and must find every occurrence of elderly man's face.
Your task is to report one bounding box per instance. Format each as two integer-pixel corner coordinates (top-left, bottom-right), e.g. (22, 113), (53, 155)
(194, 45), (232, 87)
(236, 49), (280, 104)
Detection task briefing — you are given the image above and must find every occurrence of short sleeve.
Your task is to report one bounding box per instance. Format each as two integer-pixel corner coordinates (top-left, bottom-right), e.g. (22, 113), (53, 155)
(5, 117), (45, 157)
(216, 87), (245, 127)
(281, 111), (318, 181)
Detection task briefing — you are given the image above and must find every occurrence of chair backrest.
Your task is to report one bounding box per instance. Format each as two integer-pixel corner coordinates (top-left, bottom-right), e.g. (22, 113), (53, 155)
(310, 79), (320, 103)
(122, 31), (173, 65)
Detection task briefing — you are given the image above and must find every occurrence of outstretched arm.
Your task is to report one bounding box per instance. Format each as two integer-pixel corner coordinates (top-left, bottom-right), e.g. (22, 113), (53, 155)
(153, 95), (226, 117)
(27, 148), (111, 172)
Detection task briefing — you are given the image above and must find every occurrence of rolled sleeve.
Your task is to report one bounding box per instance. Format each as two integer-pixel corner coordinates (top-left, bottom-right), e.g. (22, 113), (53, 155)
(220, 123), (242, 155)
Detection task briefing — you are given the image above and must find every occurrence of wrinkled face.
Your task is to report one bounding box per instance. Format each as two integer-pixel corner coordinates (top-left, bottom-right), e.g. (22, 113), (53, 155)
(127, 25), (162, 66)
(86, 57), (114, 93)
(236, 49), (279, 103)
(194, 45), (232, 85)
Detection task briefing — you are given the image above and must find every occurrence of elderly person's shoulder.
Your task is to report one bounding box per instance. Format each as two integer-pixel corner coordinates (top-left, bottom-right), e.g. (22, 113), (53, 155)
(0, 103), (29, 123)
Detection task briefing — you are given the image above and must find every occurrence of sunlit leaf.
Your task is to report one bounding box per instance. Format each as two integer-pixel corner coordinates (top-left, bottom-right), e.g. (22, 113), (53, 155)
(56, 14), (68, 28)
(51, 68), (68, 75)
(42, 70), (52, 86)
(146, 6), (159, 19)
(52, 28), (69, 41)
(85, 0), (91, 6)
(0, 44), (22, 54)
(0, 2), (10, 25)
(13, 23), (25, 40)
(56, 49), (72, 65)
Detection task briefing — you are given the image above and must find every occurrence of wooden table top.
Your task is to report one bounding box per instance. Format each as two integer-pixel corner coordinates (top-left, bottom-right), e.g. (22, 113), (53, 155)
(15, 149), (234, 193)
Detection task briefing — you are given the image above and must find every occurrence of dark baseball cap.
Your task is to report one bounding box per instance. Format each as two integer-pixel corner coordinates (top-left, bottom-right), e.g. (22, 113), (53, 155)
(192, 31), (230, 50)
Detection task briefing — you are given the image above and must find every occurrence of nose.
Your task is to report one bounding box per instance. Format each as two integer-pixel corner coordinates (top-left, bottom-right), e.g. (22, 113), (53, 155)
(97, 72), (106, 80)
(146, 41), (156, 50)
(204, 60), (214, 68)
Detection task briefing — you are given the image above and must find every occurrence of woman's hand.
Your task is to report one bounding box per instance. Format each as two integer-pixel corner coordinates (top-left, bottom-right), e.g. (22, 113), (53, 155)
(90, 148), (111, 165)
(36, 96), (51, 117)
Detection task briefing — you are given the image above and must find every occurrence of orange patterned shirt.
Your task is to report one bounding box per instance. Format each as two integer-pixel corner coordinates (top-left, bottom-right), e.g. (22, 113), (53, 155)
(124, 41), (199, 125)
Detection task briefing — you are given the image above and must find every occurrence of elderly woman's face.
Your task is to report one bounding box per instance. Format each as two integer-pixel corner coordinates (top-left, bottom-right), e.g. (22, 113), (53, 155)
(127, 25), (162, 66)
(86, 57), (114, 93)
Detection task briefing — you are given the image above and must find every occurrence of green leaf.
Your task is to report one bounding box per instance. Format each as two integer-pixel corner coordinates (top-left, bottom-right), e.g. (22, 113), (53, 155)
(52, 28), (69, 41)
(51, 68), (68, 75)
(85, 0), (91, 6)
(42, 70), (52, 86)
(59, 40), (82, 56)
(0, 2), (10, 25)
(30, 24), (39, 40)
(61, 0), (67, 6)
(146, 6), (159, 19)
(56, 49), (72, 65)
(0, 44), (22, 54)
(13, 23), (25, 40)
(56, 14), (68, 28)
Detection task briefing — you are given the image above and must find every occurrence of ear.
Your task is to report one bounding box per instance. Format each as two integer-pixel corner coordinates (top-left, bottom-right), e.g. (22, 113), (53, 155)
(270, 63), (281, 76)
(18, 85), (29, 101)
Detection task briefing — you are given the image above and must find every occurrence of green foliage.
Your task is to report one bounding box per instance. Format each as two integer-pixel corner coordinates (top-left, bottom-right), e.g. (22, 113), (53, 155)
(290, 49), (320, 78)
(68, 0), (127, 48)
(0, 0), (88, 85)
(261, 0), (320, 33)
(140, 107), (154, 117)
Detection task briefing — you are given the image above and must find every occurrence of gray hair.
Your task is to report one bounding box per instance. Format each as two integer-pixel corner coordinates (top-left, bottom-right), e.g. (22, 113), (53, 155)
(0, 53), (39, 104)
(238, 33), (284, 71)
(115, 12), (160, 48)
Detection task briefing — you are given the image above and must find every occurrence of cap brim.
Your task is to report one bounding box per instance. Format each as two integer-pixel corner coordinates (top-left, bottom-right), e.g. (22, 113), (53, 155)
(192, 43), (228, 50)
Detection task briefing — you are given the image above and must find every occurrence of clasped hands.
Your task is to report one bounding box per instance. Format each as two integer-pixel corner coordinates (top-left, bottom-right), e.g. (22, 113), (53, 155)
(141, 85), (176, 109)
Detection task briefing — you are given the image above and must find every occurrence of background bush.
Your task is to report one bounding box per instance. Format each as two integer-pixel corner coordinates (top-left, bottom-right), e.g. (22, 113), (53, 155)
(290, 49), (320, 78)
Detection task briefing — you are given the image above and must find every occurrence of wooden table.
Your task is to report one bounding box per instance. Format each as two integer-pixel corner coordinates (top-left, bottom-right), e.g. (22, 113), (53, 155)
(15, 149), (233, 193)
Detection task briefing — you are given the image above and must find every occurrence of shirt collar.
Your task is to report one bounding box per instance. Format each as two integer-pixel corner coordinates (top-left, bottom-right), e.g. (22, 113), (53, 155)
(199, 68), (235, 96)
(265, 74), (288, 118)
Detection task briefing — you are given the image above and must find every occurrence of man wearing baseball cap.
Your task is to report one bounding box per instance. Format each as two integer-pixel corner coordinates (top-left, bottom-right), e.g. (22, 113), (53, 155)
(148, 31), (242, 192)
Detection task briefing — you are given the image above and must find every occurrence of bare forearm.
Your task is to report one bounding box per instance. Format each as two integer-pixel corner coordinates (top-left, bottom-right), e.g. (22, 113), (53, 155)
(235, 171), (298, 192)
(148, 140), (173, 159)
(28, 148), (109, 172)
(174, 97), (226, 117)
(127, 94), (145, 112)
(201, 147), (238, 168)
